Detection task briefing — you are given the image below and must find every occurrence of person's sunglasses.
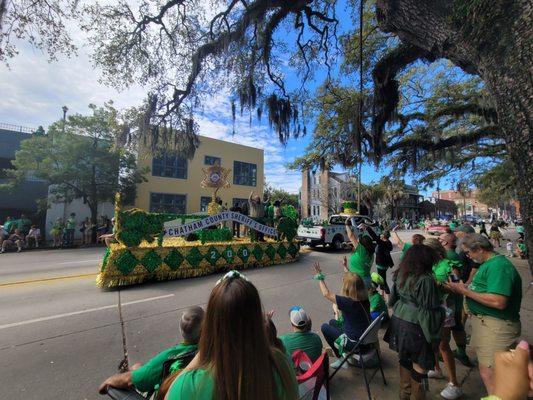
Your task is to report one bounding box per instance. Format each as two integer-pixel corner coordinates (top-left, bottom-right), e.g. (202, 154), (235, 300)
(464, 249), (474, 258)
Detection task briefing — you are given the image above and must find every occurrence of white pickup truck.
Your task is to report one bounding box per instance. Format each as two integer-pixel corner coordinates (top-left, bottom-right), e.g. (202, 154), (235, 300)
(297, 215), (377, 250)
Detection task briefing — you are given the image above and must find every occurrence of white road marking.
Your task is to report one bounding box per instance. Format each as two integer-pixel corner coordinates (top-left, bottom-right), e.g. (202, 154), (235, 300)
(55, 259), (102, 265)
(0, 294), (175, 331)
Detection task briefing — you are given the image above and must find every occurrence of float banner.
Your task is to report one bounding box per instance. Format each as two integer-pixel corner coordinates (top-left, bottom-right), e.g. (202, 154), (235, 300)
(164, 211), (278, 237)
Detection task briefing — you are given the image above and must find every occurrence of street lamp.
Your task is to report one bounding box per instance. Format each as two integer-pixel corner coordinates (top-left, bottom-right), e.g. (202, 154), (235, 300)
(436, 184), (441, 219)
(62, 106), (68, 134)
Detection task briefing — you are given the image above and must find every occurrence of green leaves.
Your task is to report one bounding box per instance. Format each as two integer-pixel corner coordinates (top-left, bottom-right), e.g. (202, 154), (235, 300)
(2, 104), (146, 220)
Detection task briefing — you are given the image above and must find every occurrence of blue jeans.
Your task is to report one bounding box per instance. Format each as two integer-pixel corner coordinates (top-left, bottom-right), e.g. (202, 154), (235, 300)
(321, 319), (357, 358)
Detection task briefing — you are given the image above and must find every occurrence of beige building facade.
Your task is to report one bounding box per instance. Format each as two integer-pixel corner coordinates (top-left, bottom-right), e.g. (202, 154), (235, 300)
(135, 135), (264, 214)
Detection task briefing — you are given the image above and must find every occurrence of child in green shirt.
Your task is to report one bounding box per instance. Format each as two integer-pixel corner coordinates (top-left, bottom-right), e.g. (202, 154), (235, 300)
(369, 272), (388, 321)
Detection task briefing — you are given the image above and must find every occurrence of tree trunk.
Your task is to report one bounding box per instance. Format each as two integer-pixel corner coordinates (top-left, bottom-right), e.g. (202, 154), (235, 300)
(376, 0), (533, 273)
(90, 203), (98, 244)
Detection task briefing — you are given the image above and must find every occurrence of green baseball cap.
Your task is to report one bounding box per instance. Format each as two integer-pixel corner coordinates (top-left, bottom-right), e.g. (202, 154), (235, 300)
(371, 272), (384, 286)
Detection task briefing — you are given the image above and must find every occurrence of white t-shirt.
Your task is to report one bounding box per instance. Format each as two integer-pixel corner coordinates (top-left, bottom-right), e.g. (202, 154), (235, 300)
(28, 228), (41, 237)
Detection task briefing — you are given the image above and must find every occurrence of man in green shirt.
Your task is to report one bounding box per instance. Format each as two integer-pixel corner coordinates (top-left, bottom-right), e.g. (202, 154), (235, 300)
(99, 306), (204, 395)
(446, 234), (522, 395)
(280, 306), (323, 363)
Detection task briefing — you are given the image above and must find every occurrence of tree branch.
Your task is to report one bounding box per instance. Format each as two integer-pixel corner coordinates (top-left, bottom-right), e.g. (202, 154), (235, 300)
(433, 103), (498, 123)
(384, 125), (499, 154)
(371, 43), (436, 158)
(157, 0), (308, 121)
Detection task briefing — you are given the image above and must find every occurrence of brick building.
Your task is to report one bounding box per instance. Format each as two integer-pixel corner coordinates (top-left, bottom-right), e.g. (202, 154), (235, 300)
(433, 189), (490, 217)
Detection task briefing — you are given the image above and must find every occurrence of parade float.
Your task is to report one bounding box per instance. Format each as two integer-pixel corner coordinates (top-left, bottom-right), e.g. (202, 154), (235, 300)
(97, 162), (299, 288)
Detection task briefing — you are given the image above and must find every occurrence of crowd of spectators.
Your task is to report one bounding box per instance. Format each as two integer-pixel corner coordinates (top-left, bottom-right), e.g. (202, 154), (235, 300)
(0, 214), (36, 253)
(96, 218), (528, 400)
(0, 213), (116, 252)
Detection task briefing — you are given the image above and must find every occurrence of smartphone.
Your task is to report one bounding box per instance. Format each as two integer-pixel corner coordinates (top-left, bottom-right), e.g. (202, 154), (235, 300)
(450, 274), (460, 283)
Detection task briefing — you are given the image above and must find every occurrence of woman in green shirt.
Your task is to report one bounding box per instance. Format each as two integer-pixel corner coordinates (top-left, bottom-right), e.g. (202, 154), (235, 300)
(164, 270), (298, 400)
(385, 245), (443, 400)
(344, 219), (375, 288)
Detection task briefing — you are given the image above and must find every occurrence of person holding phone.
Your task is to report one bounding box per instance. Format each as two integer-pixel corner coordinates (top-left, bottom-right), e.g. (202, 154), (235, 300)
(446, 234), (522, 395)
(424, 238), (463, 399)
(344, 218), (375, 288)
(365, 227), (394, 295)
(439, 233), (473, 367)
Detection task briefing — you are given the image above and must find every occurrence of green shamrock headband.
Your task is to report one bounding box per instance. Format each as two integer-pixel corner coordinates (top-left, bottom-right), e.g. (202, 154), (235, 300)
(216, 270), (249, 286)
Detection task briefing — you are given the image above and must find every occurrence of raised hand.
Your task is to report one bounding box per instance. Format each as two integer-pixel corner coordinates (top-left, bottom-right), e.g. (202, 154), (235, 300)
(312, 261), (322, 275)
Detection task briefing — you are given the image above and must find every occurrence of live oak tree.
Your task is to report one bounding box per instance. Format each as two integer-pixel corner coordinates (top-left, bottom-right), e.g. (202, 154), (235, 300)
(1, 104), (147, 237)
(2, 0), (531, 267)
(475, 160), (518, 209)
(373, 0), (532, 270)
(264, 183), (299, 209)
(0, 0), (78, 62)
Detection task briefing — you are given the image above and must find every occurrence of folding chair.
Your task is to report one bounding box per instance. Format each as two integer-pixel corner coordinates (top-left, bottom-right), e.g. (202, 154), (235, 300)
(160, 349), (198, 381)
(329, 312), (387, 400)
(106, 349), (198, 400)
(293, 350), (330, 400)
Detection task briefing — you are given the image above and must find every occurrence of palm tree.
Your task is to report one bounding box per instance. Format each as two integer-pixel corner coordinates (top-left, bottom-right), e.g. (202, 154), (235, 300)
(380, 177), (408, 219)
(361, 183), (385, 218)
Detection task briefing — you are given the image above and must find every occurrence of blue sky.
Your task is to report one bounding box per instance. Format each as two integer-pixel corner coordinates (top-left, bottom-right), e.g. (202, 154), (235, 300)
(0, 4), (437, 196)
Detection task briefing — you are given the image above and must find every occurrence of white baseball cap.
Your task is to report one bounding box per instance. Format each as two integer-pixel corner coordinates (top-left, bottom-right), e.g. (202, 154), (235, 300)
(289, 306), (310, 328)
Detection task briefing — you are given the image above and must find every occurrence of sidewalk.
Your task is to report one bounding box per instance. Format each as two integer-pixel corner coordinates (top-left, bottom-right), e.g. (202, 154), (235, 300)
(330, 255), (531, 399)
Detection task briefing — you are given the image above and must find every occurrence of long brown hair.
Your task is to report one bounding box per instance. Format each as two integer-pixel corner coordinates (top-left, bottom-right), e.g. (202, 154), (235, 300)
(359, 235), (375, 256)
(412, 234), (425, 245)
(341, 272), (368, 301)
(265, 317), (286, 354)
(197, 276), (297, 400)
(395, 245), (438, 288)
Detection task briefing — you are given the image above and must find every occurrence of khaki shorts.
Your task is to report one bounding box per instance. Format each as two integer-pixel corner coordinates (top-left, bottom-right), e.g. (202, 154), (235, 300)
(470, 314), (521, 367)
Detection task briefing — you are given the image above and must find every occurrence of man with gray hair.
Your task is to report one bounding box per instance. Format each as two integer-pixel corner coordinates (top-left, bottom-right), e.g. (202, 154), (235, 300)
(446, 234), (522, 395)
(98, 306), (204, 395)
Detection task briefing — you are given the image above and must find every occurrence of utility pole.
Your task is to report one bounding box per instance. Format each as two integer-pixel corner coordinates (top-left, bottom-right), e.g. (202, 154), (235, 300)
(60, 105), (69, 222)
(356, 0), (364, 214)
(61, 106), (68, 134)
(436, 184), (441, 219)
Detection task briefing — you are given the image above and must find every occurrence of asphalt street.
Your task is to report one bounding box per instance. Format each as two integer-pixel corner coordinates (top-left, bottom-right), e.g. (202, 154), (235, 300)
(0, 229), (527, 399)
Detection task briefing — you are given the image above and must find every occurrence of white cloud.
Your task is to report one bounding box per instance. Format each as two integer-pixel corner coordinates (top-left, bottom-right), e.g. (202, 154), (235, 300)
(0, 36), (302, 194)
(0, 42), (146, 128)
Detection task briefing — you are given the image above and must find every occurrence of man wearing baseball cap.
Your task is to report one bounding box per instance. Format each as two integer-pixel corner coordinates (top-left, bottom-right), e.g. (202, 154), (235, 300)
(280, 306), (323, 362)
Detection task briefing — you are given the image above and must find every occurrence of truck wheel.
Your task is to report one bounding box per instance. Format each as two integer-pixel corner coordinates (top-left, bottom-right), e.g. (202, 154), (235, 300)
(331, 236), (343, 251)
